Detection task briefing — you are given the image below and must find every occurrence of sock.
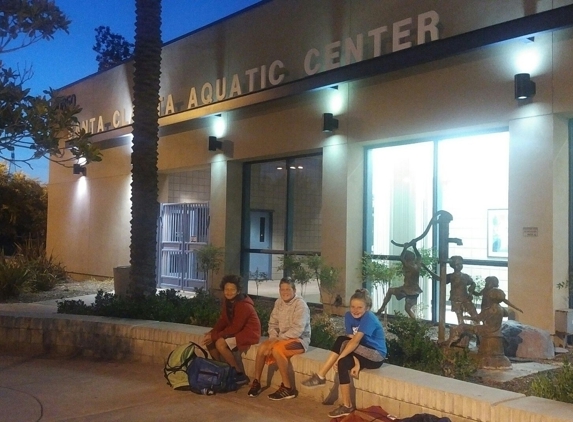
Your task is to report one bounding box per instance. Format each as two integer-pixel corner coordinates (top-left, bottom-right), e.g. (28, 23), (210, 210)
(317, 374), (325, 380)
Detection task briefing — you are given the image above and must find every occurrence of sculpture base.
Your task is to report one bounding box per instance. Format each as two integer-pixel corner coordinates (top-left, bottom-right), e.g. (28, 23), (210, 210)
(478, 335), (512, 370)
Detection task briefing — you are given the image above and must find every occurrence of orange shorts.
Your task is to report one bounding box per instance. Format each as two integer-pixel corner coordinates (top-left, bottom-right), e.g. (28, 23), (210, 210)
(265, 338), (305, 366)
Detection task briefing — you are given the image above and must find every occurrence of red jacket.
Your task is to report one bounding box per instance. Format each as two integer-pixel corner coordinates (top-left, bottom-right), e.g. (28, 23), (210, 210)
(210, 295), (261, 351)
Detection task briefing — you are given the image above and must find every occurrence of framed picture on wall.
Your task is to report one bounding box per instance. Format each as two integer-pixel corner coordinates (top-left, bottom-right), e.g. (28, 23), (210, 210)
(487, 209), (508, 258)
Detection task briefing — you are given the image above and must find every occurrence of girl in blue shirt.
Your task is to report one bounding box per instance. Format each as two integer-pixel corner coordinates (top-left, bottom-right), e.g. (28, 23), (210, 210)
(301, 289), (386, 418)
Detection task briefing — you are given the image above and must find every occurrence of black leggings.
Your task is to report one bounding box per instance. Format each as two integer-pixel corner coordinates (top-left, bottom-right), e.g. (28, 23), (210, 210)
(331, 335), (384, 385)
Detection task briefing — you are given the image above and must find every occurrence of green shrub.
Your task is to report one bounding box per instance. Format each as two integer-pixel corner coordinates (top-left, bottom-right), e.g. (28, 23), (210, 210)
(530, 359), (573, 403)
(0, 256), (29, 300)
(14, 239), (67, 292)
(386, 312), (476, 380)
(387, 312), (443, 373)
(310, 312), (339, 349)
(188, 288), (220, 326)
(254, 300), (272, 336)
(57, 289), (196, 324)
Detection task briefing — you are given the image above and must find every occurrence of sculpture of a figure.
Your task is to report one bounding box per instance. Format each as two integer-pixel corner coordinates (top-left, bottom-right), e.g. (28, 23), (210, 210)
(475, 276), (523, 314)
(446, 256), (479, 324)
(443, 288), (508, 347)
(376, 241), (429, 319)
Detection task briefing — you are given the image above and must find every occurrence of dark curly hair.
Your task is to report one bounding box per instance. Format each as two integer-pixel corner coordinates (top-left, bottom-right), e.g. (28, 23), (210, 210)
(219, 274), (242, 291)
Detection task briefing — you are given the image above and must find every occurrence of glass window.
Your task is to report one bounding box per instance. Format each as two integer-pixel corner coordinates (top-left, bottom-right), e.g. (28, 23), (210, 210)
(243, 155), (322, 303)
(366, 131), (509, 322)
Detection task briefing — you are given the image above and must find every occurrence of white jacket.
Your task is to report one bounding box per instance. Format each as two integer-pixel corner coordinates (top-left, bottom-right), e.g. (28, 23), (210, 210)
(268, 294), (311, 351)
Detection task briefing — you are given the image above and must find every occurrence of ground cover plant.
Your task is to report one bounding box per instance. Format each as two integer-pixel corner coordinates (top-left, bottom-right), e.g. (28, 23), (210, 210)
(0, 239), (67, 300)
(56, 288), (338, 350)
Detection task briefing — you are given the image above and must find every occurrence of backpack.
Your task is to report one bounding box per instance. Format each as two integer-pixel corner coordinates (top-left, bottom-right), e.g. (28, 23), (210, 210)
(186, 356), (238, 395)
(164, 341), (208, 390)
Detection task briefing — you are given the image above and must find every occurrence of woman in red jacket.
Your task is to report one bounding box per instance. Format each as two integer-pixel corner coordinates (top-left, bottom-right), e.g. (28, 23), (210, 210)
(203, 274), (261, 385)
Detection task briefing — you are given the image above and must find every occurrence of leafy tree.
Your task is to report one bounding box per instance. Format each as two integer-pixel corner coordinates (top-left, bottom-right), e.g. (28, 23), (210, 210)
(0, 0), (101, 168)
(0, 163), (47, 255)
(93, 25), (134, 71)
(129, 0), (162, 298)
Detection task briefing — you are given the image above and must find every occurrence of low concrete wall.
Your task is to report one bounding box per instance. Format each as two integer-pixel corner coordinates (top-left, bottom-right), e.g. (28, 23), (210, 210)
(1, 311), (572, 422)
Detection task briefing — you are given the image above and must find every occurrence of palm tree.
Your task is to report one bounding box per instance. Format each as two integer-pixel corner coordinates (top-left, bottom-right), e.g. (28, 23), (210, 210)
(129, 0), (162, 298)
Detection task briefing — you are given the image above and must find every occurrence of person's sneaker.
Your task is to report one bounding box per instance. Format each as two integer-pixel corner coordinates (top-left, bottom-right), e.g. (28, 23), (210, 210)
(327, 405), (355, 418)
(235, 372), (249, 386)
(301, 373), (326, 388)
(248, 379), (261, 397)
(267, 383), (297, 400)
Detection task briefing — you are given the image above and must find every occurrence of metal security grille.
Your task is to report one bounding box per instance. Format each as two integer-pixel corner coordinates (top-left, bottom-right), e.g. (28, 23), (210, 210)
(157, 203), (209, 291)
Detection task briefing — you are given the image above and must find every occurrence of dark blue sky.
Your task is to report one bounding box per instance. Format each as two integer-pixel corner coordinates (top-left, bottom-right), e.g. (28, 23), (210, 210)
(3, 0), (261, 182)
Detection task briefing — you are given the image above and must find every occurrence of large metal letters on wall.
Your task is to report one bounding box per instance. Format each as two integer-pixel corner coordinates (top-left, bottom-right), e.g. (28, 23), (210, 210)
(63, 0), (561, 135)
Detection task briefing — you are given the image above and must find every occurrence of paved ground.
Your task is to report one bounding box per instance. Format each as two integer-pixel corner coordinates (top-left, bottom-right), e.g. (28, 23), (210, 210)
(0, 353), (330, 422)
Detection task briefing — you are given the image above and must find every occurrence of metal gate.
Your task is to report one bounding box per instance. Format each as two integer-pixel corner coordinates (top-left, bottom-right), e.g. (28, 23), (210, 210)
(157, 203), (209, 291)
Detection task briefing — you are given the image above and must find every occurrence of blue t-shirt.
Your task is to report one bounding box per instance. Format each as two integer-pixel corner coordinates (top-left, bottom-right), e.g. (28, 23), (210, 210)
(344, 310), (387, 357)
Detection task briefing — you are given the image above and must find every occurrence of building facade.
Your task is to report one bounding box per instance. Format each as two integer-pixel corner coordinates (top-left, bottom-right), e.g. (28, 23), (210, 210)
(48, 0), (573, 332)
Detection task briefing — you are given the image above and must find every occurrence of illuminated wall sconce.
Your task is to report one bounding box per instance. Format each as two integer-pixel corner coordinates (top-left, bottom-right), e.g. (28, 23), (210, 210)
(73, 163), (87, 176)
(323, 113), (339, 132)
(514, 73), (536, 100)
(208, 136), (223, 151)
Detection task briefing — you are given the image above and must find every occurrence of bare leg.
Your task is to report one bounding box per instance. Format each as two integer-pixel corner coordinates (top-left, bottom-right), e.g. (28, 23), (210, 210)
(339, 383), (352, 408)
(214, 338), (239, 370)
(272, 347), (292, 389)
(208, 346), (221, 361)
(254, 340), (274, 381)
(316, 351), (340, 378)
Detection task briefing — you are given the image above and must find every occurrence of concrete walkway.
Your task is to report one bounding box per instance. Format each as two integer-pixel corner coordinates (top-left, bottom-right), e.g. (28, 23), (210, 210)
(0, 296), (330, 422)
(0, 354), (328, 422)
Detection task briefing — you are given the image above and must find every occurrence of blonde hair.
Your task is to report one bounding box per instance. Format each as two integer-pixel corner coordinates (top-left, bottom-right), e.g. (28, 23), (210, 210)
(350, 288), (372, 309)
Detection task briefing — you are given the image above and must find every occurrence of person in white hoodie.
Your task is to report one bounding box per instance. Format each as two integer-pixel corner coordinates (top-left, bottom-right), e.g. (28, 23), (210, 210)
(247, 277), (311, 400)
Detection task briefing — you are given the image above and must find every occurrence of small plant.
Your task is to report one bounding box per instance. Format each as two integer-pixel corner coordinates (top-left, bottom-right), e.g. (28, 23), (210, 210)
(360, 253), (400, 300)
(57, 289), (197, 324)
(254, 300), (273, 336)
(306, 254), (340, 304)
(14, 238), (67, 292)
(278, 254), (340, 303)
(0, 254), (30, 300)
(196, 244), (224, 291)
(277, 254), (313, 296)
(386, 312), (476, 380)
(530, 359), (573, 404)
(310, 312), (339, 349)
(188, 288), (220, 327)
(249, 268), (269, 297)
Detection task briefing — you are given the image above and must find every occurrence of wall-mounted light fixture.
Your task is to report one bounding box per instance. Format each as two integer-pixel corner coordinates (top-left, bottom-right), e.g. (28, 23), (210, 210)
(323, 113), (339, 132)
(73, 163), (87, 176)
(208, 136), (223, 151)
(514, 73), (536, 100)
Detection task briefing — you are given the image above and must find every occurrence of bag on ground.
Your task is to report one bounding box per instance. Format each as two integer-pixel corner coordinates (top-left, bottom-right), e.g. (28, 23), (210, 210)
(164, 341), (208, 390)
(187, 356), (238, 395)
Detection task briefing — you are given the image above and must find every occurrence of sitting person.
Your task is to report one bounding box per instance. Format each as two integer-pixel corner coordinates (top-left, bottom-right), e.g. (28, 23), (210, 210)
(202, 274), (261, 385)
(247, 277), (311, 400)
(302, 289), (387, 418)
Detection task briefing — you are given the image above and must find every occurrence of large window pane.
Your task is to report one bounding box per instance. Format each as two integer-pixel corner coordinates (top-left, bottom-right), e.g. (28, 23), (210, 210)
(244, 155), (323, 303)
(438, 132), (509, 262)
(369, 142), (434, 318)
(292, 156), (322, 251)
(366, 131), (509, 322)
(249, 160), (287, 280)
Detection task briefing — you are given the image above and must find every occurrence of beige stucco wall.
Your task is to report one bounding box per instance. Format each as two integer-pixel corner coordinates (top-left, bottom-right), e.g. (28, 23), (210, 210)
(47, 3), (573, 331)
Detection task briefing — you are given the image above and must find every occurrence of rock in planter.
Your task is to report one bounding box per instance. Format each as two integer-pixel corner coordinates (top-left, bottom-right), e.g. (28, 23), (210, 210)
(502, 320), (555, 359)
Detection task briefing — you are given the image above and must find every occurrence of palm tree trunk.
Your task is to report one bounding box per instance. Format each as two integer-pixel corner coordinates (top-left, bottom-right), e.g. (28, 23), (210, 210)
(129, 0), (162, 298)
